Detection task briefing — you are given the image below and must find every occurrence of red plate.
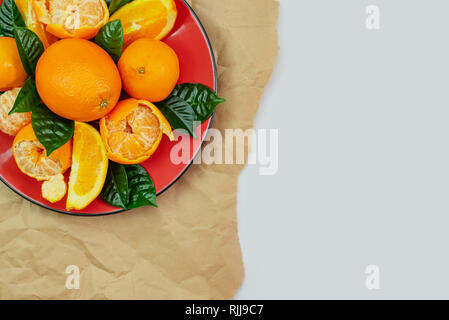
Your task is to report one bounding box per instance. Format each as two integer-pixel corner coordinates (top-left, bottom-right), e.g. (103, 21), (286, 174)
(0, 0), (217, 215)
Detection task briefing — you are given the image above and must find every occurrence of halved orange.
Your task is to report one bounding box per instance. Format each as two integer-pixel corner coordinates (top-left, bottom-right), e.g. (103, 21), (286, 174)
(16, 0), (57, 48)
(13, 124), (72, 203)
(99, 98), (174, 164)
(0, 88), (31, 136)
(33, 0), (109, 39)
(110, 0), (177, 47)
(67, 122), (108, 210)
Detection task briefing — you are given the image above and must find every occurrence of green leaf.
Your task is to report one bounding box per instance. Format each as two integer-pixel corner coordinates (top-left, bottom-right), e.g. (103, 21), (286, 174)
(13, 27), (45, 77)
(9, 78), (40, 114)
(100, 162), (129, 209)
(109, 0), (132, 15)
(157, 96), (197, 138)
(100, 163), (157, 210)
(95, 20), (123, 63)
(125, 165), (157, 209)
(0, 0), (25, 37)
(170, 83), (226, 122)
(31, 104), (74, 156)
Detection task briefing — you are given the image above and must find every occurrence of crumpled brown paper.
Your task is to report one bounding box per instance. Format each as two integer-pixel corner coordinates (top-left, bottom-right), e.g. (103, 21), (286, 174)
(0, 0), (279, 299)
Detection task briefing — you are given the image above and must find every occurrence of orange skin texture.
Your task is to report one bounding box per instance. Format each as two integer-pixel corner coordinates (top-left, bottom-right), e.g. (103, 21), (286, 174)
(13, 123), (72, 177)
(118, 39), (180, 102)
(100, 98), (172, 164)
(35, 39), (122, 122)
(0, 37), (28, 91)
(33, 0), (109, 40)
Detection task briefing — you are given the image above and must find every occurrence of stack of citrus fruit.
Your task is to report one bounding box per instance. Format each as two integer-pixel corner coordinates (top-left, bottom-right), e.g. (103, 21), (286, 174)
(0, 0), (224, 212)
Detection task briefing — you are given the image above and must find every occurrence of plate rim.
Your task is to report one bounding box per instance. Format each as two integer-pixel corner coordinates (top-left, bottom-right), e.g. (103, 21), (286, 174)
(0, 0), (218, 217)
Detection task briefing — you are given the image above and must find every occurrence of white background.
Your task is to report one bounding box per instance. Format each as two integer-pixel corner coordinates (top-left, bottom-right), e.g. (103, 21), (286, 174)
(235, 0), (449, 299)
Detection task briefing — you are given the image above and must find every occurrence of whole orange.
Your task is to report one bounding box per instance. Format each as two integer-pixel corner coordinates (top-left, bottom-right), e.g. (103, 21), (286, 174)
(118, 39), (180, 102)
(36, 39), (122, 122)
(0, 37), (28, 91)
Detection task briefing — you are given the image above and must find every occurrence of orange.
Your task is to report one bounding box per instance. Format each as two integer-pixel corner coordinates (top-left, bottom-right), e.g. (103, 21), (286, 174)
(0, 37), (28, 91)
(34, 0), (109, 39)
(67, 122), (108, 210)
(13, 123), (71, 203)
(0, 88), (31, 136)
(118, 39), (180, 102)
(110, 0), (177, 47)
(16, 0), (57, 48)
(100, 98), (174, 164)
(36, 39), (122, 122)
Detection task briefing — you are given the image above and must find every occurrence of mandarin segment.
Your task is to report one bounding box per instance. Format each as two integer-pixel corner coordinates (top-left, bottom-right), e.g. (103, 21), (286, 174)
(110, 0), (177, 46)
(36, 39), (122, 122)
(118, 39), (180, 102)
(0, 88), (32, 136)
(67, 122), (108, 210)
(100, 98), (173, 164)
(42, 174), (67, 203)
(0, 38), (28, 91)
(34, 0), (109, 39)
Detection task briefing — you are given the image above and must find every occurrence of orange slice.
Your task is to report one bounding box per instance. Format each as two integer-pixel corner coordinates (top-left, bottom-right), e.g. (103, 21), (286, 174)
(99, 98), (174, 164)
(110, 0), (177, 47)
(0, 88), (31, 136)
(33, 0), (109, 39)
(16, 0), (57, 48)
(66, 122), (108, 210)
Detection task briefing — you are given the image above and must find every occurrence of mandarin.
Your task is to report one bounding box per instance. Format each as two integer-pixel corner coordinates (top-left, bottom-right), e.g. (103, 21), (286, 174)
(118, 38), (180, 102)
(100, 98), (174, 164)
(0, 37), (28, 91)
(34, 0), (109, 39)
(13, 123), (71, 181)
